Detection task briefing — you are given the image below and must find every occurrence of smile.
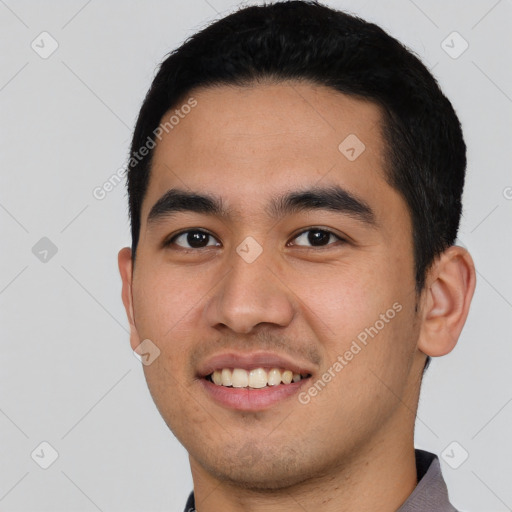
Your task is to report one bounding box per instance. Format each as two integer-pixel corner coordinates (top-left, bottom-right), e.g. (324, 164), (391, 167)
(197, 351), (315, 411)
(206, 367), (312, 389)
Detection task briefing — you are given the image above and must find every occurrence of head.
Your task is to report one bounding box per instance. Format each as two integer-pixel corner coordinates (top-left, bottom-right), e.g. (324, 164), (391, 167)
(119, 0), (475, 491)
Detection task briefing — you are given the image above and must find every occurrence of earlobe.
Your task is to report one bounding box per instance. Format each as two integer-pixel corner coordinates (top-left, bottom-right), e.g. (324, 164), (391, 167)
(118, 247), (141, 351)
(417, 246), (476, 357)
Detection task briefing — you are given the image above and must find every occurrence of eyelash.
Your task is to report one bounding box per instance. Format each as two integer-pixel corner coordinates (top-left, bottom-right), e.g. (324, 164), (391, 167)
(163, 227), (346, 252)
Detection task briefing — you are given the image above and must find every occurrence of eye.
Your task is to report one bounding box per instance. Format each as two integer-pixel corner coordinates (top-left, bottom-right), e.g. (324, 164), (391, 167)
(164, 227), (344, 251)
(289, 228), (344, 248)
(165, 229), (221, 250)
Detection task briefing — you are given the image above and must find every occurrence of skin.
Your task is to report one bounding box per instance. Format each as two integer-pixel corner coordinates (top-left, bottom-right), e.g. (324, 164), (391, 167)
(118, 81), (476, 511)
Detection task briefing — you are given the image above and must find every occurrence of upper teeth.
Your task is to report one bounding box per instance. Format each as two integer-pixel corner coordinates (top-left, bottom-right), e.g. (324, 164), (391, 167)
(210, 368), (305, 388)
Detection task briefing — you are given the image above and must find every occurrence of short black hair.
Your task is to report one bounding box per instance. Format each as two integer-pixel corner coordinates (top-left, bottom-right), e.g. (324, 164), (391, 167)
(126, 0), (468, 373)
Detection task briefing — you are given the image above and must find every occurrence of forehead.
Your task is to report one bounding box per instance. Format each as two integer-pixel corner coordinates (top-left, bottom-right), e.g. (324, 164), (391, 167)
(141, 81), (396, 223)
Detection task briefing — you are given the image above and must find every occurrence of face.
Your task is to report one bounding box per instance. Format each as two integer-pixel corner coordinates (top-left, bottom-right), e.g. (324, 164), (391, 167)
(120, 82), (428, 490)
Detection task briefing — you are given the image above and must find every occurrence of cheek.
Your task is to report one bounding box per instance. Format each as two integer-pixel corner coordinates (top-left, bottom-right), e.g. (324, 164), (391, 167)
(132, 266), (210, 431)
(133, 263), (207, 343)
(292, 261), (393, 347)
(290, 253), (416, 394)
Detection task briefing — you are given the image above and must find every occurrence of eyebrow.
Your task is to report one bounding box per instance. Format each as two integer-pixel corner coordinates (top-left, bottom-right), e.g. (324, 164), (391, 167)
(147, 185), (376, 227)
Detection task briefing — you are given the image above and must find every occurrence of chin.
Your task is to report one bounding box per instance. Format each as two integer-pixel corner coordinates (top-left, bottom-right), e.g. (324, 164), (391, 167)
(196, 448), (321, 492)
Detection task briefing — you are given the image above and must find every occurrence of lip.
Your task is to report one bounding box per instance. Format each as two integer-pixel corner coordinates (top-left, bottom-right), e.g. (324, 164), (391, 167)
(200, 377), (311, 411)
(196, 351), (315, 412)
(196, 351), (315, 378)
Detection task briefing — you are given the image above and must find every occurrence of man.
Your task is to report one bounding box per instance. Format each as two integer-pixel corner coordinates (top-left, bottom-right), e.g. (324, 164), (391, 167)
(118, 1), (476, 510)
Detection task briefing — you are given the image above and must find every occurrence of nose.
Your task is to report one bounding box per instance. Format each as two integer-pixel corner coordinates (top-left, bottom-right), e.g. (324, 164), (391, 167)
(203, 242), (295, 334)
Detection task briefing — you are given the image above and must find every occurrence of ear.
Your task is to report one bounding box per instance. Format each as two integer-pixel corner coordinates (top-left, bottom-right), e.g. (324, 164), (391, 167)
(417, 245), (476, 357)
(118, 247), (142, 351)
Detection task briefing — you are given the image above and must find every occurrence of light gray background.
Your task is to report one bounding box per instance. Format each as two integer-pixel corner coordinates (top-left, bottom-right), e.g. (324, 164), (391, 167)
(0, 0), (511, 510)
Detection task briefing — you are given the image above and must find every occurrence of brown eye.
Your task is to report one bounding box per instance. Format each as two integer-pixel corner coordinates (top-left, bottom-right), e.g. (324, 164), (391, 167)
(166, 230), (221, 249)
(290, 228), (344, 248)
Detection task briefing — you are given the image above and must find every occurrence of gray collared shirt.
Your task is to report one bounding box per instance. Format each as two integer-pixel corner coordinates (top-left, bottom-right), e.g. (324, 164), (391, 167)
(184, 449), (458, 511)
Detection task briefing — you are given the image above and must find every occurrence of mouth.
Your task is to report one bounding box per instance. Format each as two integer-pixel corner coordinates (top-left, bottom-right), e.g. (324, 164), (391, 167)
(197, 352), (315, 411)
(205, 367), (312, 388)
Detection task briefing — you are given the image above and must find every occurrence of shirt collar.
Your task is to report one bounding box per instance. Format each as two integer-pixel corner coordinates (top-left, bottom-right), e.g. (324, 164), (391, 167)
(184, 449), (458, 512)
(397, 449), (459, 512)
